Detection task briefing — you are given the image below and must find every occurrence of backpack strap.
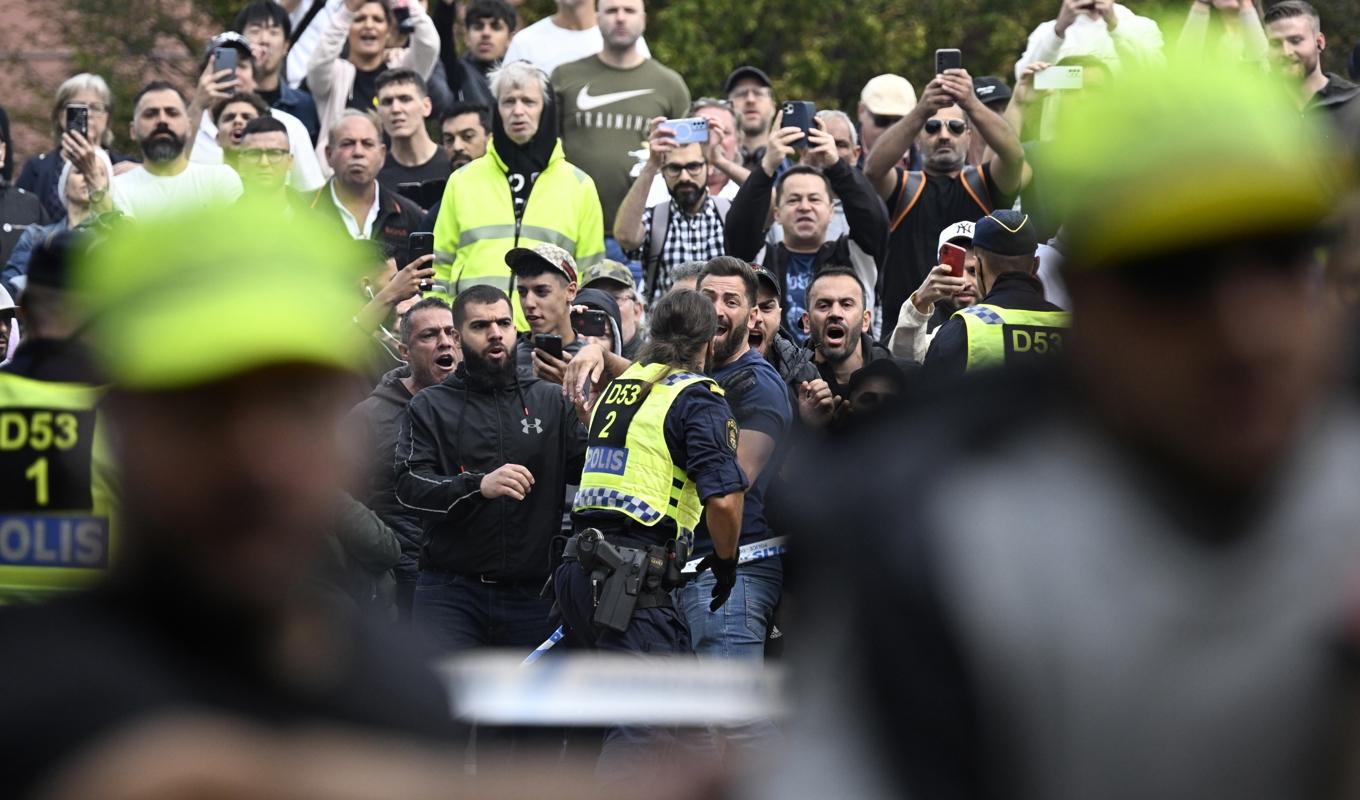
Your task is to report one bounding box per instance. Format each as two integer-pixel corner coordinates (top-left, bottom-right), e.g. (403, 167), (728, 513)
(889, 170), (927, 233)
(644, 201), (672, 300)
(960, 165), (994, 214)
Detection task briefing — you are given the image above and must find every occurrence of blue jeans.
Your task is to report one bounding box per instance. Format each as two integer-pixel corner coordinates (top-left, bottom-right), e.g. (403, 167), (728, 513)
(675, 555), (784, 759)
(412, 570), (556, 654)
(603, 236), (644, 289)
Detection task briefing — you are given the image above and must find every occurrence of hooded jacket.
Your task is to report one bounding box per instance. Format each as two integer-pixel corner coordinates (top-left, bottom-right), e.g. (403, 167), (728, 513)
(430, 83), (604, 318)
(394, 364), (587, 581)
(347, 366), (425, 583)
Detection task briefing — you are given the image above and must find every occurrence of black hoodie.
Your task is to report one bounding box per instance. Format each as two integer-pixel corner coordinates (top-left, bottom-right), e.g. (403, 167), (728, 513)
(491, 77), (559, 225)
(394, 363), (587, 581)
(347, 366), (425, 583)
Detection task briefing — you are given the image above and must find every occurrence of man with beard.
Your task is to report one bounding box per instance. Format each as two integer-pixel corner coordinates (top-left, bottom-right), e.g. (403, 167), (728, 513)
(396, 285), (586, 654)
(110, 81), (242, 219)
(1265, 1), (1360, 132)
(922, 210), (1068, 379)
(724, 66), (778, 174)
(441, 103), (490, 172)
(552, 0), (690, 270)
(864, 66), (1026, 337)
(310, 110), (425, 265)
(888, 220), (979, 363)
(614, 123), (728, 303)
(431, 60), (603, 329)
(678, 256), (791, 760)
(349, 297), (458, 619)
(801, 268), (893, 408)
(749, 265), (818, 398)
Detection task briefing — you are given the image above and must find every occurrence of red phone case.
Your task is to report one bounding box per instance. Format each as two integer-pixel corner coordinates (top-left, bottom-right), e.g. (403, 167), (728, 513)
(940, 244), (967, 278)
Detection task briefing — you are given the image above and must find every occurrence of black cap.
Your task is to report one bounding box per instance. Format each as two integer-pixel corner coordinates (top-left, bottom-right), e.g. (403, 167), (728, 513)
(751, 264), (779, 294)
(973, 76), (1012, 107)
(205, 31), (253, 60)
(27, 230), (83, 291)
(724, 66), (773, 95)
(972, 210), (1038, 257)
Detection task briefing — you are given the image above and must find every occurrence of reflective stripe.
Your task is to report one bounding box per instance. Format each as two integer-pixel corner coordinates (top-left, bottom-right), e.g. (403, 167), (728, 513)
(434, 249), (455, 265)
(457, 224), (577, 254)
(573, 487), (665, 524)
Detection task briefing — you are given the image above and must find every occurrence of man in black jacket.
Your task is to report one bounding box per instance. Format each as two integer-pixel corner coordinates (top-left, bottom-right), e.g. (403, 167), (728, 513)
(396, 285), (587, 653)
(348, 297), (458, 618)
(724, 116), (888, 346)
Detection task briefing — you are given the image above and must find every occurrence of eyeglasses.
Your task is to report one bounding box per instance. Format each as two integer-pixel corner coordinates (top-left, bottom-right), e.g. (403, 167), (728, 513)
(662, 161), (707, 177)
(68, 103), (109, 115)
(692, 97), (735, 113)
(238, 147), (290, 163)
(924, 118), (968, 136)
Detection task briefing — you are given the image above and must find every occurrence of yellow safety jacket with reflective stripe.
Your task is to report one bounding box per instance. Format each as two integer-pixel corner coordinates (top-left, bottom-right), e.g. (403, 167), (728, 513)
(0, 372), (117, 603)
(954, 303), (1072, 371)
(573, 363), (720, 542)
(430, 139), (605, 330)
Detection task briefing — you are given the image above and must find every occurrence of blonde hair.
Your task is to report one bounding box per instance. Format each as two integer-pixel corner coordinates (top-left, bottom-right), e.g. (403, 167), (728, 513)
(51, 73), (114, 148)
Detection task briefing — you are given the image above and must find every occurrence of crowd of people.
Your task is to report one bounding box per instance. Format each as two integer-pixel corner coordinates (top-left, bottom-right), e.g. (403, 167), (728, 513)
(2, 0), (1360, 796)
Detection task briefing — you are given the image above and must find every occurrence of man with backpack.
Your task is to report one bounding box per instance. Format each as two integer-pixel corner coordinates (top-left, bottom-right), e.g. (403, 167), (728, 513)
(864, 65), (1026, 337)
(614, 117), (729, 303)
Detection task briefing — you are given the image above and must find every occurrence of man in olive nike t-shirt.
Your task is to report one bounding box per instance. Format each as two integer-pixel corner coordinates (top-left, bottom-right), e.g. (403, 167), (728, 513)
(552, 0), (690, 236)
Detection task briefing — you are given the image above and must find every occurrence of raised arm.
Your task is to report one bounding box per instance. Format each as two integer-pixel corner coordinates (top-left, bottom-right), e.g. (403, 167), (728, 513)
(398, 1), (442, 80)
(614, 117), (672, 251)
(939, 69), (1026, 196)
(864, 98), (936, 201)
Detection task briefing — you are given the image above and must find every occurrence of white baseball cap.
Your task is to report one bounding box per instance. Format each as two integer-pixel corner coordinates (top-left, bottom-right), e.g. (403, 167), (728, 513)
(860, 74), (917, 116)
(937, 220), (975, 254)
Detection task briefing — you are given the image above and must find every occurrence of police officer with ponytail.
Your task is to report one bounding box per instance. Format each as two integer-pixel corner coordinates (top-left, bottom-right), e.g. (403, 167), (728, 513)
(555, 288), (746, 779)
(922, 209), (1069, 378)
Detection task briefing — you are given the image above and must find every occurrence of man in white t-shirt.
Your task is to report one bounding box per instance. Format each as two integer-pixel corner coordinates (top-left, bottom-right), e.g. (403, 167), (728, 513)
(111, 82), (243, 219)
(503, 0), (650, 76)
(189, 33), (325, 191)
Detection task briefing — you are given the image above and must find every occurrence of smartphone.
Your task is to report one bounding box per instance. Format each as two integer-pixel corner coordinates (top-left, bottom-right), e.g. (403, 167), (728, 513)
(940, 242), (968, 278)
(214, 47), (238, 94)
(781, 101), (816, 149)
(394, 3), (415, 33)
(664, 117), (709, 145)
(408, 232), (434, 292)
(1033, 65), (1084, 92)
(534, 333), (564, 361)
(572, 308), (610, 338)
(936, 48), (963, 74)
(65, 104), (89, 140)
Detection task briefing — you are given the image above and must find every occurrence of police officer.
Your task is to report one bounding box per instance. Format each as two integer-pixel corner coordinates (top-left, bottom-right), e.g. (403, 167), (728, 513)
(921, 209), (1069, 378)
(0, 231), (115, 602)
(554, 288), (746, 781)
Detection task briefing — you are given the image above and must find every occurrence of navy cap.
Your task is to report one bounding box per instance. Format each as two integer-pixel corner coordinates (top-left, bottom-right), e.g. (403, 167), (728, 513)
(724, 66), (773, 95)
(751, 264), (779, 294)
(972, 210), (1038, 257)
(974, 76), (1012, 107)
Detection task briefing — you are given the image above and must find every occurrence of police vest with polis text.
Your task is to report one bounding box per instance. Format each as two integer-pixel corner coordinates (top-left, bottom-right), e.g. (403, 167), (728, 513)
(0, 372), (116, 602)
(573, 363), (724, 549)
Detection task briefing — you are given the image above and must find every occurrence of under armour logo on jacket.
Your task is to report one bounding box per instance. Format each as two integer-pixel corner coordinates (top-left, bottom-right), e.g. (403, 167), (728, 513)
(522, 418), (544, 434)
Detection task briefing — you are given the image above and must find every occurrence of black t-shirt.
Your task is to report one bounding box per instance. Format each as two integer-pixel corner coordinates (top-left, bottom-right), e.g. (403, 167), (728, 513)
(377, 150), (452, 198)
(257, 85), (282, 107)
(879, 165), (1012, 337)
(349, 66), (384, 112)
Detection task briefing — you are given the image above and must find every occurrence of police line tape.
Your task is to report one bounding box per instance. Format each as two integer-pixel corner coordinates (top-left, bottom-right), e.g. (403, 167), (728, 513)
(442, 652), (787, 726)
(521, 536), (789, 666)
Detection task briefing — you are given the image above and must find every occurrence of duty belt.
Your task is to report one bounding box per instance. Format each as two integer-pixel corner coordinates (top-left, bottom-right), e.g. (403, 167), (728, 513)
(562, 529), (687, 633)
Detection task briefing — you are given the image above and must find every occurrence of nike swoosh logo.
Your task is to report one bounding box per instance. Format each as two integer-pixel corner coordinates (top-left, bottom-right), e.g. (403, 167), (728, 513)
(576, 85), (655, 111)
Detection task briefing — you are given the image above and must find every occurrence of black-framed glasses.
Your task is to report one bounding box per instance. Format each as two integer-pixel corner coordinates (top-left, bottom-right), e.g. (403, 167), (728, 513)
(662, 160), (707, 177)
(239, 147), (290, 164)
(924, 118), (968, 136)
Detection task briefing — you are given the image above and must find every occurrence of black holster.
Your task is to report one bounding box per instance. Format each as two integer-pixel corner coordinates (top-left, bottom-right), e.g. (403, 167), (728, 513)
(564, 529), (675, 633)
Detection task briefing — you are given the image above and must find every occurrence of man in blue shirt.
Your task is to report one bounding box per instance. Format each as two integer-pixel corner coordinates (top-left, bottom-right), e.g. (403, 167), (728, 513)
(679, 255), (792, 757)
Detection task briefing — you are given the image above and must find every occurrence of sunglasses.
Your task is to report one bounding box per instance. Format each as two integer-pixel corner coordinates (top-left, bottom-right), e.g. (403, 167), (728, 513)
(871, 114), (902, 129)
(662, 160), (707, 177)
(924, 118), (968, 136)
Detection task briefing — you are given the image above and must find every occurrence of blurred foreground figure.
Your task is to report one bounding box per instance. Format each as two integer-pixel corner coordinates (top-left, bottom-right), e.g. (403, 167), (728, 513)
(0, 202), (458, 798)
(769, 61), (1359, 800)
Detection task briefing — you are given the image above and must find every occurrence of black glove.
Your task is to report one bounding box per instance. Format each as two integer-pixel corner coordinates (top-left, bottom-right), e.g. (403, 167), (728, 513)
(696, 553), (738, 612)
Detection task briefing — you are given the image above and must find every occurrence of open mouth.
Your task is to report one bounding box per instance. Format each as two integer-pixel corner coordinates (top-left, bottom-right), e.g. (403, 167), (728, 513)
(748, 329), (764, 348)
(435, 353), (455, 369)
(485, 345), (506, 361)
(823, 322), (847, 348)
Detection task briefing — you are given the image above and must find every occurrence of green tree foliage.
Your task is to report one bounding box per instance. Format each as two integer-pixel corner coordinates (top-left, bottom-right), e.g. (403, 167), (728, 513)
(521, 0), (1360, 112)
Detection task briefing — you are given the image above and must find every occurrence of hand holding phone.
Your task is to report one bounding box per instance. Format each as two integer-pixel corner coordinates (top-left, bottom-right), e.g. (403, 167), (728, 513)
(935, 48), (963, 75)
(1033, 65), (1084, 92)
(534, 333), (564, 361)
(65, 104), (89, 140)
(571, 308), (610, 338)
(781, 101), (816, 149)
(408, 232), (435, 293)
(940, 242), (968, 278)
(213, 47), (239, 95)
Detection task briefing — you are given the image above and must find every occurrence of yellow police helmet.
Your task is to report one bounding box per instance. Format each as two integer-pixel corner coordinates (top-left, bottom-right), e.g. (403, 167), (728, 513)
(1045, 58), (1352, 270)
(74, 198), (372, 389)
